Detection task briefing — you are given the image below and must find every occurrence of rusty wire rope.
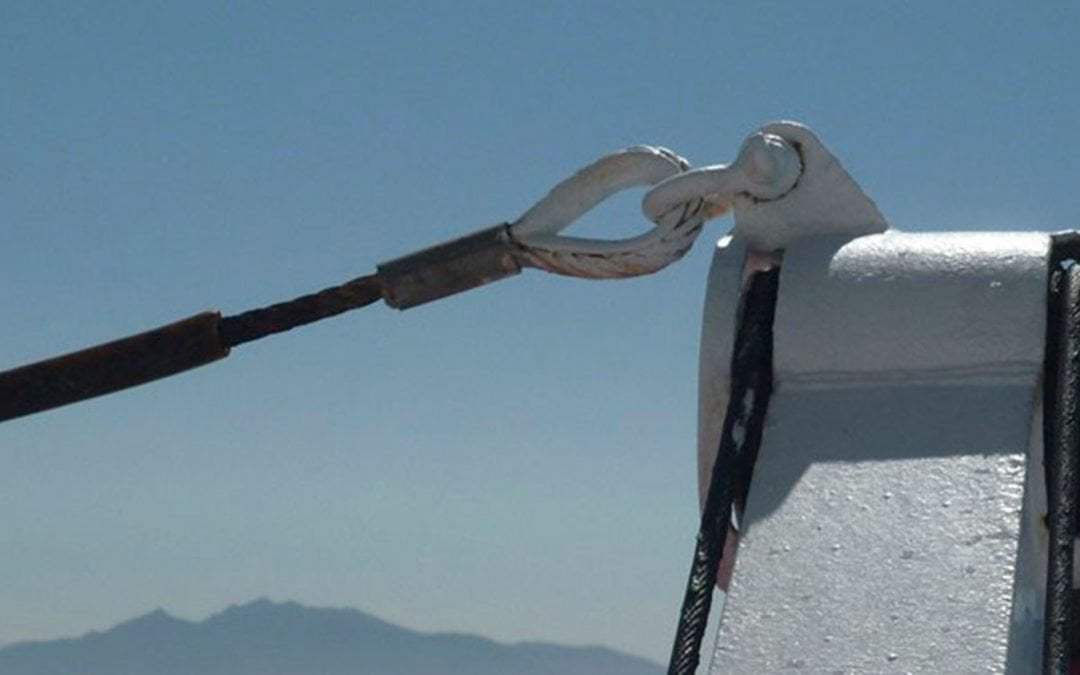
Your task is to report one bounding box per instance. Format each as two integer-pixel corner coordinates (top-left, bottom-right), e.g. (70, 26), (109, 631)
(218, 274), (383, 348)
(0, 275), (386, 423)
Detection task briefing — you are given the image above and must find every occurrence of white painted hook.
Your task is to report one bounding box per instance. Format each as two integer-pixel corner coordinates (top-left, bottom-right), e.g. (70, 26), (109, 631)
(642, 131), (802, 226)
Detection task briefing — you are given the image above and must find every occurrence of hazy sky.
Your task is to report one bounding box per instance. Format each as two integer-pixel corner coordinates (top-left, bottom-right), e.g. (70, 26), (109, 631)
(1, 1), (1078, 666)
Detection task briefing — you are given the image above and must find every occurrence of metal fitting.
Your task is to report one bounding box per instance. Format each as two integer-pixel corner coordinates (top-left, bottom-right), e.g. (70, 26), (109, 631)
(377, 224), (522, 309)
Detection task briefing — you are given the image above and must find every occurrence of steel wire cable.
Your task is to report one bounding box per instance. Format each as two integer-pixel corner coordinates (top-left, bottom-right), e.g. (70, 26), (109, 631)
(218, 274), (383, 348)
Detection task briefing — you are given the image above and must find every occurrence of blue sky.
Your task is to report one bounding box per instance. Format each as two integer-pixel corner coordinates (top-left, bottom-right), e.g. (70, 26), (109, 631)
(1, 1), (1077, 665)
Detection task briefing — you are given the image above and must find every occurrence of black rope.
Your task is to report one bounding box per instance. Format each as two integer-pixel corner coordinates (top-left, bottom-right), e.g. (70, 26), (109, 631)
(218, 274), (383, 348)
(666, 268), (778, 675)
(1044, 259), (1080, 675)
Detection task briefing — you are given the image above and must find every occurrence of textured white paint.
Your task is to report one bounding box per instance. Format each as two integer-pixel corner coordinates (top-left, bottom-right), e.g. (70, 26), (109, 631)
(774, 231), (1050, 388)
(699, 231), (1051, 673)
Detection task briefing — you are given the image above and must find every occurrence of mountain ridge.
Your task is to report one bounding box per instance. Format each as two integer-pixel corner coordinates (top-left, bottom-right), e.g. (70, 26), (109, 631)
(0, 598), (663, 675)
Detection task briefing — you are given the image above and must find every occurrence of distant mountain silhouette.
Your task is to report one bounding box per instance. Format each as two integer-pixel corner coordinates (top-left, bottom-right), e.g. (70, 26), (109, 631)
(0, 598), (663, 675)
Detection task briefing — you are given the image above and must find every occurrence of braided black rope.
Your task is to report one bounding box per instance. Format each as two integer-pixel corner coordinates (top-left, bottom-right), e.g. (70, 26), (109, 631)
(218, 274), (383, 348)
(1043, 259), (1080, 675)
(667, 268), (778, 675)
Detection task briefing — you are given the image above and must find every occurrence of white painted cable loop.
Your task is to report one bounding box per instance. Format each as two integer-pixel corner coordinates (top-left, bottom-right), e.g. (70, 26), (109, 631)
(508, 132), (803, 279)
(510, 146), (707, 278)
